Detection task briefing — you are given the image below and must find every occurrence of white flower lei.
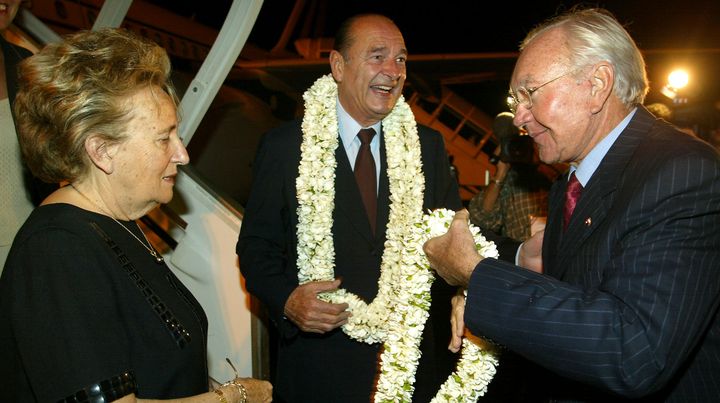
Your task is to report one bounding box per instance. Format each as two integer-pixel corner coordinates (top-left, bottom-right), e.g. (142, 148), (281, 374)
(296, 74), (499, 402)
(415, 209), (500, 402)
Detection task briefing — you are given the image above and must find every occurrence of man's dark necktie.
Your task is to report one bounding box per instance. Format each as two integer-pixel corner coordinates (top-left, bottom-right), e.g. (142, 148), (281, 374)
(563, 171), (583, 230)
(355, 128), (377, 234)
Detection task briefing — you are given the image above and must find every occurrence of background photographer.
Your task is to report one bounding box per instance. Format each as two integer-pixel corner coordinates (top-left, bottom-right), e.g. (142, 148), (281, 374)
(468, 112), (555, 241)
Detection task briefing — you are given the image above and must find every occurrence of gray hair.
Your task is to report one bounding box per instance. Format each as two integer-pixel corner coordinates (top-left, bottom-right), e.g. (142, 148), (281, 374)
(521, 7), (648, 106)
(14, 28), (177, 183)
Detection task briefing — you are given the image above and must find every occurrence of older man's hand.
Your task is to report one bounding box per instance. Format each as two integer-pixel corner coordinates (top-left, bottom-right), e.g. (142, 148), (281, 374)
(423, 209), (482, 287)
(284, 279), (350, 333)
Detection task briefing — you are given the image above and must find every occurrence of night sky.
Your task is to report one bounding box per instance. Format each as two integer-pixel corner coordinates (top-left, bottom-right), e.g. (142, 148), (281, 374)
(156, 0), (720, 53)
(149, 0), (720, 122)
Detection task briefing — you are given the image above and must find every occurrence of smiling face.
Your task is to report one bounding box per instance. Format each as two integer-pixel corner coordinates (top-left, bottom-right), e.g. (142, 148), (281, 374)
(510, 28), (600, 165)
(0, 0), (21, 31)
(330, 15), (407, 127)
(108, 86), (188, 216)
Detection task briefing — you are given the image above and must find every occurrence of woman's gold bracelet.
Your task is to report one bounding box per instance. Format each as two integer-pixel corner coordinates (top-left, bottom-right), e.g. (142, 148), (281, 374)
(213, 388), (228, 403)
(220, 357), (247, 403)
(222, 379), (248, 403)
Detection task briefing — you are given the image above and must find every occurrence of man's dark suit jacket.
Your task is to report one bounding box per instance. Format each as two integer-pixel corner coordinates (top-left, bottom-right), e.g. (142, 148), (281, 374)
(464, 106), (720, 401)
(238, 119), (462, 402)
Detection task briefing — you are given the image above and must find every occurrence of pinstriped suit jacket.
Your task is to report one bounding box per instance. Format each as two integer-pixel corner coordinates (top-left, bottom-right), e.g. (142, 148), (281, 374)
(465, 107), (720, 401)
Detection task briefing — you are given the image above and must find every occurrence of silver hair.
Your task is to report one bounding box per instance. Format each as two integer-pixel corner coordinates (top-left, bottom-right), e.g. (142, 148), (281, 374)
(521, 8), (649, 106)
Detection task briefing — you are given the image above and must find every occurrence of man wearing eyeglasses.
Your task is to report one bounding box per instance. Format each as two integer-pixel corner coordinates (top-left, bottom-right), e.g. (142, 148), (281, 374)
(425, 7), (720, 402)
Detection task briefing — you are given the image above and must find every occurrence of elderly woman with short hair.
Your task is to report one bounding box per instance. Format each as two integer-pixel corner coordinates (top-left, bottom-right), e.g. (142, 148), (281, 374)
(0, 28), (271, 403)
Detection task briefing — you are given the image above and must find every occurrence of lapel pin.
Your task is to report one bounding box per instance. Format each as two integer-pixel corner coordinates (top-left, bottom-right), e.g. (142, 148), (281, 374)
(585, 217), (592, 226)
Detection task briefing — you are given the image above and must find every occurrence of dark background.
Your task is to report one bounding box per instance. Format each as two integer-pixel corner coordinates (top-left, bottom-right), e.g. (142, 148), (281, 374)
(141, 0), (720, 199)
(150, 0), (720, 120)
(154, 0), (720, 52)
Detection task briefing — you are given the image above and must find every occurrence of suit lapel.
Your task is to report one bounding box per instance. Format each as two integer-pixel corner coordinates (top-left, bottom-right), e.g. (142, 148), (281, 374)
(543, 178), (566, 274)
(548, 108), (656, 279)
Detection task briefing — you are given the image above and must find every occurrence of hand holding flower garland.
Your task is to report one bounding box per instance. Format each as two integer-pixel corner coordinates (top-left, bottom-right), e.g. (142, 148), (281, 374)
(411, 209), (500, 402)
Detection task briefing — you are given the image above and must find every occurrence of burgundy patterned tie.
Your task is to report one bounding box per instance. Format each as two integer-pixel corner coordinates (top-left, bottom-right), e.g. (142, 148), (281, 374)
(563, 172), (583, 230)
(355, 128), (377, 234)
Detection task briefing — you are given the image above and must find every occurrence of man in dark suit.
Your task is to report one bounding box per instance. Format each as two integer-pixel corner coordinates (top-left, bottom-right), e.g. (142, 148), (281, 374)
(425, 7), (720, 402)
(237, 14), (461, 402)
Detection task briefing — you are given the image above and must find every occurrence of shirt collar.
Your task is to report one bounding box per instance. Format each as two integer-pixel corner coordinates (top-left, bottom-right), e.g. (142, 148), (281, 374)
(337, 97), (382, 144)
(572, 108), (637, 186)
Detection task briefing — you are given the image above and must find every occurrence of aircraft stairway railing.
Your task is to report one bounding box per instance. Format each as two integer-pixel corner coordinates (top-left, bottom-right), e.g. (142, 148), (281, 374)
(407, 86), (500, 201)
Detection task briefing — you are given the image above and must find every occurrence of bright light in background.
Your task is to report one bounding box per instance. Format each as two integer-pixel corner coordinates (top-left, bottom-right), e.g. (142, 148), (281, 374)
(668, 69), (690, 89)
(661, 69), (692, 102)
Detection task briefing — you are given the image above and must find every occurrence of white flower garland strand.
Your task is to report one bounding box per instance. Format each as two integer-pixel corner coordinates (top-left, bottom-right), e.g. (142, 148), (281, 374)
(296, 74), (499, 402)
(411, 209), (500, 402)
(296, 74), (423, 345)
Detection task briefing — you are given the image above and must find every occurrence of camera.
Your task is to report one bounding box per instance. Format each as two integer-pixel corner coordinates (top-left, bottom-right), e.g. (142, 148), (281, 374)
(490, 112), (536, 165)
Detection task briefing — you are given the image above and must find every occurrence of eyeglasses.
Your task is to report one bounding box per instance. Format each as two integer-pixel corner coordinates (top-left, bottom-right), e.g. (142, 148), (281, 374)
(506, 70), (574, 114)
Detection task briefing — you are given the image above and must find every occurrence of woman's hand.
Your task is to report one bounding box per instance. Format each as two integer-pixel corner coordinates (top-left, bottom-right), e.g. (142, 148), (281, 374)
(117, 377), (273, 402)
(238, 377), (272, 403)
